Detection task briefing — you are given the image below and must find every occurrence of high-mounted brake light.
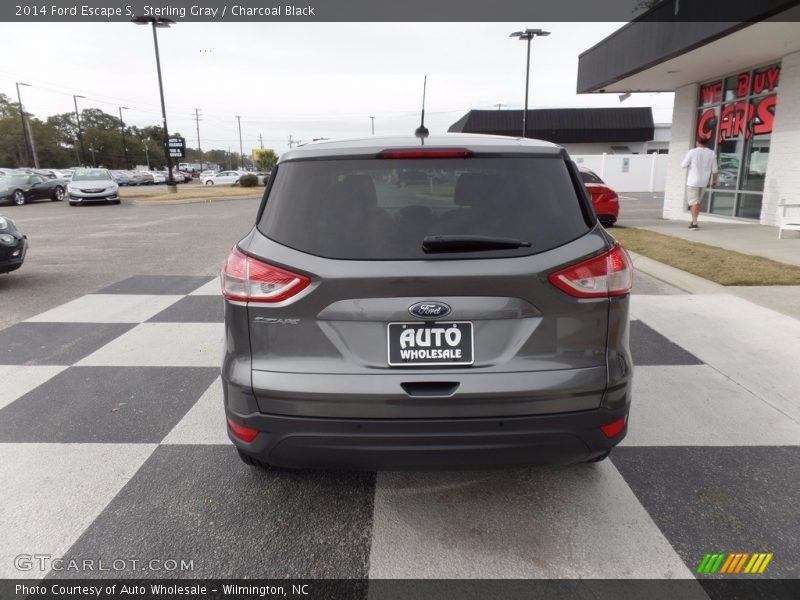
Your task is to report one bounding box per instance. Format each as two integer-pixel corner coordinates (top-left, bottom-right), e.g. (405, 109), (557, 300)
(548, 243), (633, 299)
(377, 148), (473, 159)
(221, 247), (310, 303)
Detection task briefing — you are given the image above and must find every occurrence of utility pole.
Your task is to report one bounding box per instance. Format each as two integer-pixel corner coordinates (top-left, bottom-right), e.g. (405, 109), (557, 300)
(89, 146), (96, 167)
(288, 134), (299, 149)
(142, 138), (150, 169)
(119, 106), (130, 169)
(227, 145), (232, 170)
(73, 95), (87, 166)
(24, 113), (40, 168)
(15, 82), (33, 167)
(235, 115), (244, 170)
(370, 116), (375, 135)
(194, 108), (203, 172)
(259, 133), (264, 149)
(496, 103), (503, 110)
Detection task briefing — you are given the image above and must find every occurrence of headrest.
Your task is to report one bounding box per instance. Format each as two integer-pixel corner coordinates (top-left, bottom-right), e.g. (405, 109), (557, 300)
(454, 173), (496, 207)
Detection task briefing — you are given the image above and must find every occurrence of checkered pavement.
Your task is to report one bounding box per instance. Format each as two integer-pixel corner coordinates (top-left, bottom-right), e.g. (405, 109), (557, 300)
(0, 275), (798, 581)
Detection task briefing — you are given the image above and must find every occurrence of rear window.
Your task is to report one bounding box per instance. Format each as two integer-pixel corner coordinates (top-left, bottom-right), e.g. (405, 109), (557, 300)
(258, 157), (589, 260)
(580, 169), (604, 184)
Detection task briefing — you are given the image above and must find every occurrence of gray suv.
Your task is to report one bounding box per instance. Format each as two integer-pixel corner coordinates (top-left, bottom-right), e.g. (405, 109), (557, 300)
(222, 134), (633, 470)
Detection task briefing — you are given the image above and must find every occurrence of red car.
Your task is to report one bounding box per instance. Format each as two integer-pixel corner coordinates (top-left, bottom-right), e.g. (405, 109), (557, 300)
(579, 167), (619, 227)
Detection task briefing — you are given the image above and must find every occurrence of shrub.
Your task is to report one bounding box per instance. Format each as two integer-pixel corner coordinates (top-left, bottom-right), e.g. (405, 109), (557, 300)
(239, 173), (258, 187)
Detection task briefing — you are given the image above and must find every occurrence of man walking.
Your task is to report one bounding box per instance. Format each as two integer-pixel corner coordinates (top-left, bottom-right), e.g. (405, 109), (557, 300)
(681, 137), (718, 229)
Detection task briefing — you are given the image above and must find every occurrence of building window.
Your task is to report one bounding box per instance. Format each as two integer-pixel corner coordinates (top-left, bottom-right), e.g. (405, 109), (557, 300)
(695, 63), (780, 219)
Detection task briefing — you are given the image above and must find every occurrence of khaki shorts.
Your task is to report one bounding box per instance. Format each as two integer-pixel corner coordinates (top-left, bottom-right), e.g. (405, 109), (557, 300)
(686, 186), (703, 207)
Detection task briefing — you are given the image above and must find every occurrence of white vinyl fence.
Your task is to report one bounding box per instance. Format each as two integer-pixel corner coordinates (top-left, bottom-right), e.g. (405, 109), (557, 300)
(572, 153), (668, 193)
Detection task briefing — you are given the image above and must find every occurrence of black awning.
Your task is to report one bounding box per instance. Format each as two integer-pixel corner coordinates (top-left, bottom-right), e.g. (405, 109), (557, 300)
(448, 108), (655, 143)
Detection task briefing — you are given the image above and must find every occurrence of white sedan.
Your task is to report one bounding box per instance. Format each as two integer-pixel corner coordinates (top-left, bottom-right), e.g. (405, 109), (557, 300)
(202, 170), (245, 186)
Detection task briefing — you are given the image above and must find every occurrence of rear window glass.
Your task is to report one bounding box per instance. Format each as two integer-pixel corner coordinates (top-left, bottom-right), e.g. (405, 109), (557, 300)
(258, 157), (589, 260)
(580, 170), (604, 184)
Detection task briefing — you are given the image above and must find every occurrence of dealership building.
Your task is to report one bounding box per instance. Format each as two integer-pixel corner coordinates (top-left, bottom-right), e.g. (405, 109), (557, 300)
(577, 0), (800, 225)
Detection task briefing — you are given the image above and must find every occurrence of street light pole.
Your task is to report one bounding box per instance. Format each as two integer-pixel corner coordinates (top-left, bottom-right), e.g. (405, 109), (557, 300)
(509, 28), (550, 138)
(370, 116), (375, 135)
(73, 95), (87, 166)
(194, 108), (204, 173)
(235, 115), (244, 170)
(118, 106), (130, 169)
(133, 16), (176, 188)
(15, 82), (33, 167)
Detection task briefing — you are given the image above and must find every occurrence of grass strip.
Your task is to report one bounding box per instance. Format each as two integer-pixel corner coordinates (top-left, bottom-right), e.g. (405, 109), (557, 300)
(611, 227), (800, 286)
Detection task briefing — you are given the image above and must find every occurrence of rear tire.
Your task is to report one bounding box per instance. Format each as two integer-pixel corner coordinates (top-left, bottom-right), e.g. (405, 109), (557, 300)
(205, 180), (213, 185)
(237, 448), (270, 469)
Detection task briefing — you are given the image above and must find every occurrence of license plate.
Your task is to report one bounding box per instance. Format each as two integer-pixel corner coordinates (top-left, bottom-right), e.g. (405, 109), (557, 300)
(387, 321), (473, 367)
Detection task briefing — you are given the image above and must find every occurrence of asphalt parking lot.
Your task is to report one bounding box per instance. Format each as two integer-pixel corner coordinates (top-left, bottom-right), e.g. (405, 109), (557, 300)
(1, 197), (798, 585)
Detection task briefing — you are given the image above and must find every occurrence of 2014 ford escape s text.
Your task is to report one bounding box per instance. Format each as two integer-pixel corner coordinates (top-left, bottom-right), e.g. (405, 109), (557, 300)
(221, 134), (633, 470)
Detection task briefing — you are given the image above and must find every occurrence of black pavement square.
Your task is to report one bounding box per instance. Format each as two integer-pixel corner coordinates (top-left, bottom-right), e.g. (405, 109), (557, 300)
(0, 366), (219, 443)
(147, 295), (223, 323)
(612, 446), (800, 578)
(55, 445), (376, 579)
(630, 320), (702, 366)
(97, 275), (215, 295)
(0, 322), (134, 365)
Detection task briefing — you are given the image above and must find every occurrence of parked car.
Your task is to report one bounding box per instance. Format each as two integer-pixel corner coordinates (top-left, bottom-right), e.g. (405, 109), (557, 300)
(111, 171), (131, 186)
(135, 171), (155, 185)
(202, 170), (244, 185)
(0, 172), (66, 205)
(33, 169), (69, 180)
(221, 134), (634, 470)
(124, 171), (143, 186)
(67, 168), (120, 205)
(148, 171), (166, 184)
(579, 167), (620, 227)
(0, 214), (27, 273)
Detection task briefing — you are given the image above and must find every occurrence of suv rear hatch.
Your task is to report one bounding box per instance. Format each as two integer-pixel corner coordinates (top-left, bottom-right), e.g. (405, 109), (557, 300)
(230, 146), (619, 419)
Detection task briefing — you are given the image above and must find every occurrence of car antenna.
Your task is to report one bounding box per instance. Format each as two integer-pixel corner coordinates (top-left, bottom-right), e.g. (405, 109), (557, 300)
(414, 75), (429, 145)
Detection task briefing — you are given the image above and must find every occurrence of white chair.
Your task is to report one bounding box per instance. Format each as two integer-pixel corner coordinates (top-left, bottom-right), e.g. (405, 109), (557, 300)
(778, 202), (800, 239)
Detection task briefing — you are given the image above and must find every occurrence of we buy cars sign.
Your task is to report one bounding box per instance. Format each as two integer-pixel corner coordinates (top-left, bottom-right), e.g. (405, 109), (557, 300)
(167, 137), (186, 158)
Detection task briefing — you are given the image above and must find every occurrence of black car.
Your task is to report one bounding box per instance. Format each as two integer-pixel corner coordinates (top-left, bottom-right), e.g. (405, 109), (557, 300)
(0, 173), (66, 206)
(0, 215), (27, 273)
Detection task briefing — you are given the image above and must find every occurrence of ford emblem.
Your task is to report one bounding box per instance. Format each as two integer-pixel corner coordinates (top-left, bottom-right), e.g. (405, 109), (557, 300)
(409, 301), (452, 320)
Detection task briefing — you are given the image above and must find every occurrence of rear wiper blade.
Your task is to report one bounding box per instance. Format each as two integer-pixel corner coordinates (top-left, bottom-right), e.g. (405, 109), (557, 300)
(422, 235), (532, 253)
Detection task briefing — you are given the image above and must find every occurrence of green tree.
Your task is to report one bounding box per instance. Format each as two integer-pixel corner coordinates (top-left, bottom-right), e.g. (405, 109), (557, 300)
(253, 148), (278, 172)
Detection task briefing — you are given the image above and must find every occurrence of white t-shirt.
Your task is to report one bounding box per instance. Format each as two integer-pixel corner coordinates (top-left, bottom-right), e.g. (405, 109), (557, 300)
(681, 147), (718, 188)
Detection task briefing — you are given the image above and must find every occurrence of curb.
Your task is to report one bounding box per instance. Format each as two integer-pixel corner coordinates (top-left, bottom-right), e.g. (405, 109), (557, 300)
(627, 251), (724, 294)
(125, 194), (262, 206)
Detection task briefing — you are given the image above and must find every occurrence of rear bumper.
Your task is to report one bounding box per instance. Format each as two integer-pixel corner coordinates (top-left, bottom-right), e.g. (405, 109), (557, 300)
(224, 386), (630, 470)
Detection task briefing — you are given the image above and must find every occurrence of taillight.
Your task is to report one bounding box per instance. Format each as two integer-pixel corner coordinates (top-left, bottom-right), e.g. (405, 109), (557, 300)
(227, 417), (259, 442)
(548, 243), (633, 298)
(600, 415), (628, 438)
(221, 247), (310, 303)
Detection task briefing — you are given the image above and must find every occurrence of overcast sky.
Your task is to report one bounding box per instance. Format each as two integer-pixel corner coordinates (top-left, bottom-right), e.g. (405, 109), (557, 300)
(0, 22), (674, 154)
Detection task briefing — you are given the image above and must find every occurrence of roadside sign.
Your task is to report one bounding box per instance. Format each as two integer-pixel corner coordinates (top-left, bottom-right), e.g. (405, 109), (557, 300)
(167, 137), (186, 159)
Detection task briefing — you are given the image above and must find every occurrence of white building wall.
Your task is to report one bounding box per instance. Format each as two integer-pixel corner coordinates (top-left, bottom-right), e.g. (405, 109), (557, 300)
(572, 153), (668, 192)
(663, 84), (699, 220)
(762, 50), (800, 226)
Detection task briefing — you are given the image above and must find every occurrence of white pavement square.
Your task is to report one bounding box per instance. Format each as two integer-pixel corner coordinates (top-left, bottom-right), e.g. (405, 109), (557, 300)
(76, 323), (224, 367)
(25, 294), (183, 324)
(0, 443), (156, 579)
(0, 365), (67, 412)
(623, 365), (800, 446)
(631, 294), (800, 423)
(189, 279), (222, 296)
(368, 463), (695, 579)
(162, 377), (229, 445)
